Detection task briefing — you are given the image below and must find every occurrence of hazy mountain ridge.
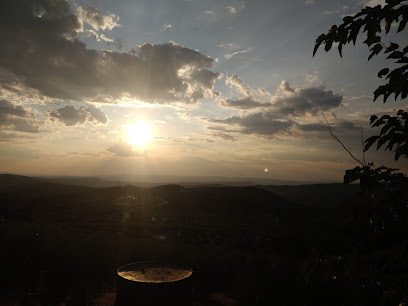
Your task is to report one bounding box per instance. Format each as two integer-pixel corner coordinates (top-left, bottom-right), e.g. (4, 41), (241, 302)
(0, 173), (316, 189)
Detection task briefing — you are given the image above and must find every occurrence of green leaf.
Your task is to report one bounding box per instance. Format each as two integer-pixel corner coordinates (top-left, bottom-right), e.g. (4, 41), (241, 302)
(377, 68), (389, 78)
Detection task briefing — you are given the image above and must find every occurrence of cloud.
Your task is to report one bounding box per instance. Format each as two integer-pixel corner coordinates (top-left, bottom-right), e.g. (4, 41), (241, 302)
(84, 29), (99, 40)
(226, 2), (245, 15)
(205, 10), (215, 14)
(0, 1), (220, 104)
(210, 113), (294, 137)
(208, 111), (358, 138)
(274, 83), (342, 116)
(220, 97), (272, 109)
(0, 100), (41, 133)
(226, 6), (237, 14)
(217, 42), (238, 49)
(222, 79), (341, 114)
(190, 69), (223, 89)
(279, 81), (295, 94)
(210, 79), (346, 138)
(78, 6), (120, 31)
(364, 0), (385, 7)
(225, 74), (252, 96)
(224, 48), (252, 59)
(304, 0), (315, 6)
(161, 24), (173, 31)
(106, 142), (147, 157)
(100, 34), (113, 42)
(211, 132), (237, 141)
(47, 104), (108, 126)
(0, 131), (37, 142)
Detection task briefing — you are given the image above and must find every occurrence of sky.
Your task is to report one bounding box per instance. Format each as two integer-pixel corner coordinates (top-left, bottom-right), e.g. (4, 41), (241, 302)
(0, 0), (407, 182)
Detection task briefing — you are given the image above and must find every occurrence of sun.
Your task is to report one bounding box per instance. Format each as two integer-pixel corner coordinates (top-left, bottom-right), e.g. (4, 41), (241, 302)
(126, 121), (153, 147)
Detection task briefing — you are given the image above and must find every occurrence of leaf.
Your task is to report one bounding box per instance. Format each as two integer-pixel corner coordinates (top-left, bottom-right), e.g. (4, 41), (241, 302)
(380, 123), (392, 135)
(313, 34), (327, 57)
(364, 135), (381, 151)
(385, 42), (399, 53)
(338, 43), (343, 58)
(374, 87), (384, 101)
(398, 16), (407, 32)
(383, 91), (392, 103)
(364, 35), (381, 46)
(325, 39), (333, 52)
(396, 58), (408, 63)
(395, 148), (404, 161)
(343, 16), (354, 23)
(387, 51), (404, 59)
(377, 134), (392, 150)
(372, 118), (385, 127)
(377, 68), (389, 78)
(369, 44), (383, 60)
(370, 115), (378, 124)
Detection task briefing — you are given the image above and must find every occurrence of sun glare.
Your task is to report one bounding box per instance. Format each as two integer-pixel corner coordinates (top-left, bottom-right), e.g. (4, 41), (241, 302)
(126, 121), (153, 147)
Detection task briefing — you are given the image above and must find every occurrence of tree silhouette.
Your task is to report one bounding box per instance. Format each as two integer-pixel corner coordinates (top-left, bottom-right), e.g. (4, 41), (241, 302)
(313, 2), (408, 303)
(313, 0), (408, 228)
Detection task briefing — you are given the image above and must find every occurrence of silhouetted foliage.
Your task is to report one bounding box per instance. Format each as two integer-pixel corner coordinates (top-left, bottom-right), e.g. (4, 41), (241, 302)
(365, 109), (408, 161)
(313, 0), (408, 196)
(314, 1), (408, 303)
(314, 0), (408, 163)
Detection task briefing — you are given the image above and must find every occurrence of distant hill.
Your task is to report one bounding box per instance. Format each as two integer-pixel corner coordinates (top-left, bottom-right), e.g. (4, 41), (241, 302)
(0, 174), (41, 187)
(260, 183), (360, 209)
(0, 173), (325, 189)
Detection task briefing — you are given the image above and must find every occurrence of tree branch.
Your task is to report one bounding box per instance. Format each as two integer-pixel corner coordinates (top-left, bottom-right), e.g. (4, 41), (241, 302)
(320, 107), (366, 167)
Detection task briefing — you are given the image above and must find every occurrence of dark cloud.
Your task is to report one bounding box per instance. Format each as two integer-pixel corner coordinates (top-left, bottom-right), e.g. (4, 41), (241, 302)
(0, 100), (40, 133)
(210, 112), (294, 137)
(274, 85), (342, 116)
(209, 111), (360, 138)
(47, 104), (108, 126)
(220, 97), (272, 109)
(106, 142), (147, 157)
(190, 69), (223, 89)
(211, 132), (237, 141)
(0, 0), (220, 104)
(222, 79), (342, 116)
(296, 123), (328, 132)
